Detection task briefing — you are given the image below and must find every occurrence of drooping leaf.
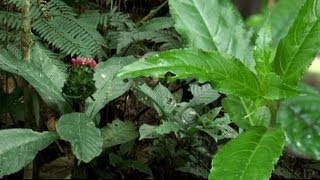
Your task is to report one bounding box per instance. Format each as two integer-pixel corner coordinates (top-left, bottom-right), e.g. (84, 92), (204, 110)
(101, 119), (139, 148)
(0, 47), (72, 114)
(254, 23), (272, 80)
(56, 113), (103, 163)
(272, 1), (320, 85)
(268, 0), (306, 46)
(278, 95), (320, 160)
(169, 0), (254, 70)
(209, 125), (285, 180)
(85, 57), (134, 119)
(0, 129), (58, 178)
(222, 95), (270, 129)
(117, 49), (262, 98)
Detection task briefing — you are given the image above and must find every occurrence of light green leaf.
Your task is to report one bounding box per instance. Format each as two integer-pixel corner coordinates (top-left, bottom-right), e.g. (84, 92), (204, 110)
(0, 47), (71, 114)
(268, 0), (306, 46)
(101, 119), (139, 148)
(133, 83), (176, 118)
(0, 129), (58, 178)
(222, 95), (270, 129)
(272, 1), (320, 85)
(85, 57), (134, 119)
(278, 95), (320, 160)
(261, 73), (299, 100)
(139, 124), (160, 140)
(140, 17), (174, 31)
(169, 0), (254, 69)
(117, 49), (261, 98)
(254, 23), (272, 80)
(209, 125), (285, 180)
(187, 83), (220, 108)
(56, 113), (103, 163)
(156, 121), (183, 135)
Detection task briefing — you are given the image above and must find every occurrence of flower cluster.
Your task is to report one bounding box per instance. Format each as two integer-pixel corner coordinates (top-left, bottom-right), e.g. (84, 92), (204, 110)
(71, 57), (97, 69)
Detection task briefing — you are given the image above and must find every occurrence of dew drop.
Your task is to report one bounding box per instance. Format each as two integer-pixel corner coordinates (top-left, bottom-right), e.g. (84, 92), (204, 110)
(101, 74), (106, 79)
(296, 141), (302, 147)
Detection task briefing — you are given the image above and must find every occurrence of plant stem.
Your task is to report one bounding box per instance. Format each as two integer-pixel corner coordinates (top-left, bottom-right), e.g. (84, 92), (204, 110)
(268, 101), (279, 127)
(139, 0), (168, 24)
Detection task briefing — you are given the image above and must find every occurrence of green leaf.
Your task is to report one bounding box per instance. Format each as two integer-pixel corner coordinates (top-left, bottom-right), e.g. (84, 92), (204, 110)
(209, 125), (285, 180)
(139, 124), (160, 140)
(278, 95), (320, 160)
(169, 0), (254, 69)
(56, 113), (103, 163)
(117, 49), (261, 98)
(133, 83), (176, 118)
(0, 47), (72, 114)
(0, 129), (58, 178)
(85, 57), (134, 119)
(272, 1), (320, 85)
(101, 119), (139, 148)
(268, 0), (306, 46)
(187, 83), (220, 108)
(156, 121), (183, 135)
(222, 95), (270, 129)
(254, 23), (272, 80)
(126, 160), (153, 176)
(140, 17), (174, 31)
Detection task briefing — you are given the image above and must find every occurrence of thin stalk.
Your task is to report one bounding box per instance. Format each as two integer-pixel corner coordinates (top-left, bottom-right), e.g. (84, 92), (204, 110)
(268, 101), (279, 127)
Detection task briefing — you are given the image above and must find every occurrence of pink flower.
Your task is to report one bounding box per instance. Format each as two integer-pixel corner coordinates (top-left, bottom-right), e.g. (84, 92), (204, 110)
(71, 57), (96, 69)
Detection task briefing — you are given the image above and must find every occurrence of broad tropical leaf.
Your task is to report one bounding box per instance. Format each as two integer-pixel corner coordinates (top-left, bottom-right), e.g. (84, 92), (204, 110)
(85, 57), (134, 119)
(222, 95), (270, 129)
(56, 113), (103, 163)
(117, 49), (262, 98)
(272, 1), (320, 85)
(169, 0), (254, 70)
(0, 47), (71, 114)
(209, 125), (285, 180)
(101, 119), (139, 148)
(139, 124), (160, 140)
(278, 95), (320, 160)
(156, 121), (183, 135)
(0, 129), (58, 178)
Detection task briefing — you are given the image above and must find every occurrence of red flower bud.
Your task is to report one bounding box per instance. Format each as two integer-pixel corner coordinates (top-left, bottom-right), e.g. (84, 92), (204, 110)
(71, 57), (96, 69)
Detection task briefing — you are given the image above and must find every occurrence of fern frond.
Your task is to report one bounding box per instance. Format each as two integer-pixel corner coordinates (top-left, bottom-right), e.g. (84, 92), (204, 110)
(0, 11), (21, 29)
(108, 8), (136, 30)
(46, 0), (76, 17)
(140, 17), (174, 31)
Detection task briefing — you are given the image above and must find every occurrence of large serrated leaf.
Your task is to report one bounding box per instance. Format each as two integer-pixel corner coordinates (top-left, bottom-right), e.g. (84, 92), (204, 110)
(117, 49), (261, 98)
(0, 129), (58, 178)
(0, 46), (71, 114)
(85, 57), (134, 119)
(169, 0), (254, 70)
(278, 95), (320, 160)
(209, 125), (285, 180)
(272, 1), (320, 85)
(56, 113), (103, 163)
(101, 119), (139, 148)
(222, 95), (270, 129)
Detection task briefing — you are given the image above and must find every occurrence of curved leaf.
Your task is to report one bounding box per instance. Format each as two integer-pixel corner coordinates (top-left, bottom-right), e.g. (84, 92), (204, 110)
(272, 1), (320, 85)
(278, 95), (320, 160)
(85, 57), (134, 119)
(56, 113), (103, 163)
(169, 0), (254, 69)
(117, 49), (261, 98)
(187, 83), (220, 108)
(101, 119), (138, 148)
(0, 129), (58, 178)
(209, 125), (285, 180)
